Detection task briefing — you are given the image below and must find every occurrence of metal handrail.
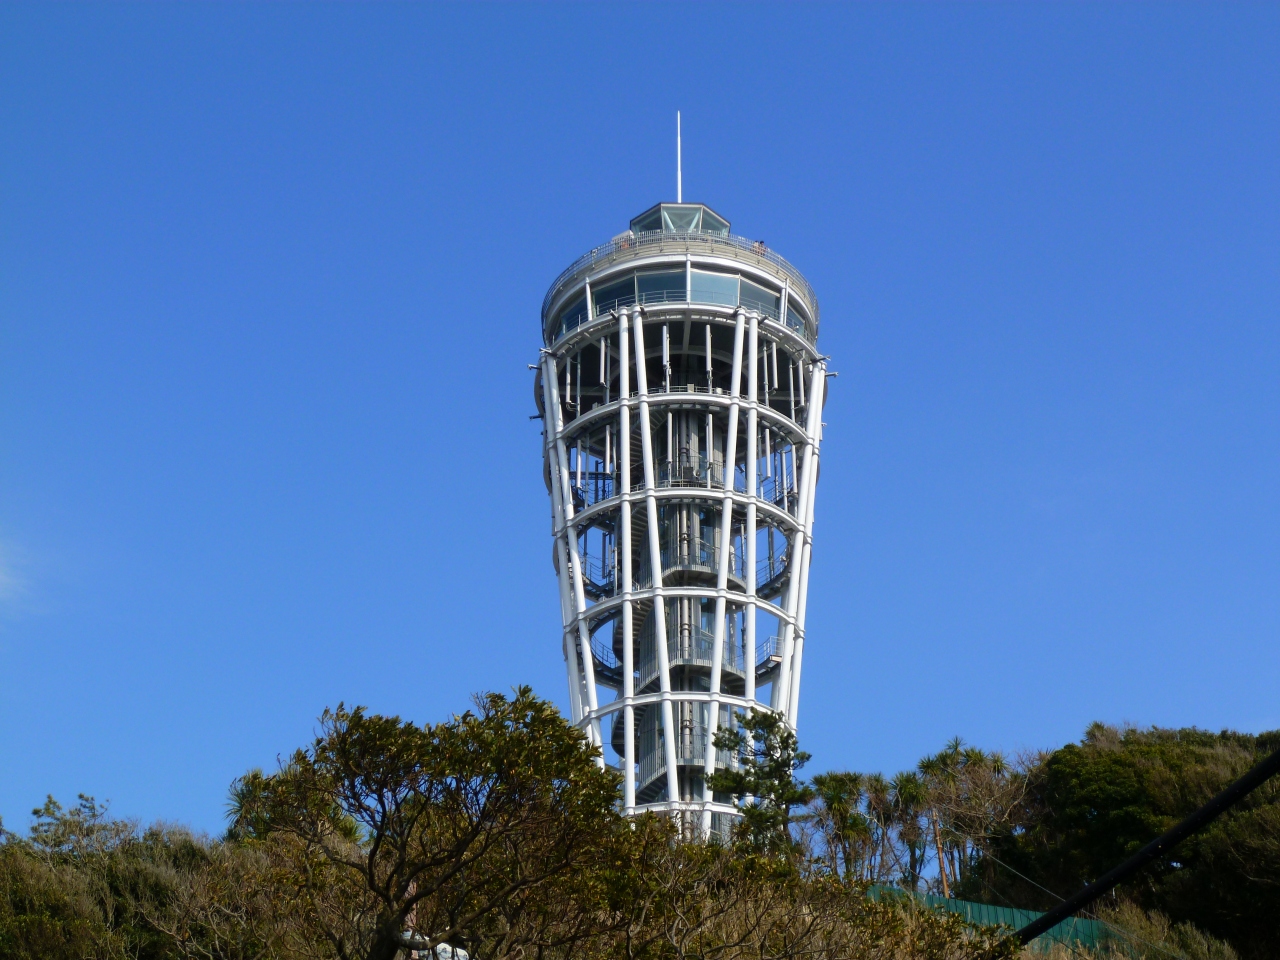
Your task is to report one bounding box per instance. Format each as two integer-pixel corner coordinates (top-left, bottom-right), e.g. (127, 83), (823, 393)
(630, 383), (734, 400)
(758, 475), (799, 515)
(543, 230), (819, 338)
(571, 471), (618, 509)
(637, 633), (745, 689)
(658, 455), (725, 490)
(594, 294), (637, 317)
(637, 289), (686, 307)
(590, 634), (620, 671)
(637, 731), (733, 786)
(635, 537), (742, 588)
(577, 554), (616, 593)
(756, 636), (782, 665)
(757, 552), (789, 586)
(616, 633), (784, 692)
(582, 545), (786, 599)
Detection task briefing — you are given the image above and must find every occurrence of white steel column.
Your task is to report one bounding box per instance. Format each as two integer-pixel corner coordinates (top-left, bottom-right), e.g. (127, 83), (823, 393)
(744, 314), (760, 706)
(550, 355), (605, 753)
(787, 367), (825, 729)
(775, 360), (824, 723)
(702, 309), (747, 834)
(619, 310), (636, 813)
(551, 388), (604, 753)
(631, 307), (681, 803)
(541, 356), (586, 726)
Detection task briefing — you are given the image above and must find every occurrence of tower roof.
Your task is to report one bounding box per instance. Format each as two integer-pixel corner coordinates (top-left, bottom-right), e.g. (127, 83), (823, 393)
(629, 202), (730, 237)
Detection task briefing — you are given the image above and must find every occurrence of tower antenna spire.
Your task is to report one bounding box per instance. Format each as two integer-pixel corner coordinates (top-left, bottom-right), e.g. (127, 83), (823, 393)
(677, 111), (682, 203)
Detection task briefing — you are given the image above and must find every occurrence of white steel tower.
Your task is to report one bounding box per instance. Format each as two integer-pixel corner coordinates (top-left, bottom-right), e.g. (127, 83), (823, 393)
(537, 203), (826, 836)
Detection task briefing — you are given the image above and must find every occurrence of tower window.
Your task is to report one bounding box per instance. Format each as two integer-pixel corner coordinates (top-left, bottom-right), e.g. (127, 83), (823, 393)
(690, 270), (739, 307)
(593, 276), (636, 316)
(739, 279), (780, 319)
(637, 270), (686, 305)
(559, 295), (588, 333)
(786, 301), (807, 334)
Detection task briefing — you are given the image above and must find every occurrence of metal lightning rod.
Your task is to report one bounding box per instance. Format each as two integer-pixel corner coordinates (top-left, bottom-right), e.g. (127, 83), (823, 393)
(677, 111), (682, 203)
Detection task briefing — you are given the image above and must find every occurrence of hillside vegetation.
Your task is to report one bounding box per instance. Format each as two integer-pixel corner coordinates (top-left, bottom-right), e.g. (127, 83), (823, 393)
(1, 690), (1272, 960)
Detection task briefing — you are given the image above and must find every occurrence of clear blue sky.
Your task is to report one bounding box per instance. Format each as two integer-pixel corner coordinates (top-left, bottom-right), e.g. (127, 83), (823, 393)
(2, 4), (1277, 836)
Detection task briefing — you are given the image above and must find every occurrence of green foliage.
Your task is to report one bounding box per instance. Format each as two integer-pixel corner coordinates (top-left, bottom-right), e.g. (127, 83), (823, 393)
(709, 708), (814, 856)
(0, 840), (115, 960)
(0, 794), (247, 960)
(805, 740), (1025, 895)
(1097, 901), (1239, 960)
(237, 685), (625, 960)
(0, 691), (1027, 960)
(977, 724), (1280, 960)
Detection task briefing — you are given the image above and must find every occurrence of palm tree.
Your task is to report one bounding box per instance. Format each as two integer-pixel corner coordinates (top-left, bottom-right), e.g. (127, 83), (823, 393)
(808, 771), (868, 879)
(918, 752), (955, 896)
(889, 771), (927, 892)
(863, 773), (892, 882)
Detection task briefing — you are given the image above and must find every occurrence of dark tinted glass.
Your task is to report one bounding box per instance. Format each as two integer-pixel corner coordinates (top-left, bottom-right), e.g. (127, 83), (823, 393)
(700, 210), (729, 235)
(739, 279), (780, 317)
(786, 302), (806, 332)
(631, 209), (662, 232)
(592, 276), (636, 314)
(559, 296), (588, 331)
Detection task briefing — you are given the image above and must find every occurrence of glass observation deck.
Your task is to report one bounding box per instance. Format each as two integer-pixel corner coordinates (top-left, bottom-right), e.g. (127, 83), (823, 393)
(629, 202), (730, 237)
(542, 202), (820, 345)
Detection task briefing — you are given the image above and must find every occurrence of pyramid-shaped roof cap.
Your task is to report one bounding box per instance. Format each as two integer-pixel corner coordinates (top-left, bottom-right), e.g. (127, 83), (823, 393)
(629, 202), (730, 237)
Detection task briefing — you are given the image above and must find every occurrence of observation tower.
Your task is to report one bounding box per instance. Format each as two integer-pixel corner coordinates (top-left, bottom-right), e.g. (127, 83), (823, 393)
(536, 202), (826, 835)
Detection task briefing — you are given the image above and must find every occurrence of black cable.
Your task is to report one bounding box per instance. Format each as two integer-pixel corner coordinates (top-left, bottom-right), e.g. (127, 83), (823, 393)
(979, 851), (1188, 960)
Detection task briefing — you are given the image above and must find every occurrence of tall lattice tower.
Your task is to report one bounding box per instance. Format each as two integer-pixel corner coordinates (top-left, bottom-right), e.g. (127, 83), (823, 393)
(537, 202), (826, 835)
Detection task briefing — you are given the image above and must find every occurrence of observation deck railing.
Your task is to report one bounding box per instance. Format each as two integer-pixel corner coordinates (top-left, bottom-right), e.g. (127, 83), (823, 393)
(592, 289), (781, 323)
(544, 230), (819, 341)
(560, 293), (799, 341)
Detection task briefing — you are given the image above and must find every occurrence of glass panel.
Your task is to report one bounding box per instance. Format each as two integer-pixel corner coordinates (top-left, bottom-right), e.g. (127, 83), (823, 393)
(636, 270), (686, 305)
(700, 209), (729, 236)
(786, 302), (806, 333)
(559, 295), (588, 333)
(662, 205), (702, 233)
(739, 279), (780, 318)
(593, 275), (636, 315)
(631, 209), (662, 232)
(690, 270), (739, 307)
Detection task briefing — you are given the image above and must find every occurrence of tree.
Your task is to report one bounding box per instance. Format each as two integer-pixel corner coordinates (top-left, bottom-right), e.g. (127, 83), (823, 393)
(889, 771), (929, 892)
(0, 836), (116, 960)
(709, 709), (814, 856)
(236, 686), (624, 960)
(980, 724), (1280, 960)
(0, 794), (329, 960)
(807, 771), (870, 879)
(0, 692), (1015, 960)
